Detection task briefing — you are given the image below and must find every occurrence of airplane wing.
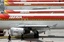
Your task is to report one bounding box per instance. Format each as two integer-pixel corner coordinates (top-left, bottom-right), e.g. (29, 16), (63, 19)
(17, 24), (57, 31)
(18, 24), (57, 28)
(10, 23), (57, 31)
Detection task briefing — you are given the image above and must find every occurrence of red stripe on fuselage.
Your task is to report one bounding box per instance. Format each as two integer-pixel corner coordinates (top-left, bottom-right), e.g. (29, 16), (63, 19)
(0, 14), (64, 20)
(22, 16), (64, 20)
(5, 2), (64, 6)
(5, 10), (64, 14)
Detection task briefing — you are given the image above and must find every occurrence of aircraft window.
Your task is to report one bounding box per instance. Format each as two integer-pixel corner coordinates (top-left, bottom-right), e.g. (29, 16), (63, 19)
(10, 16), (13, 18)
(14, 16), (17, 18)
(17, 16), (20, 18)
(18, 16), (19, 18)
(14, 16), (16, 18)
(11, 16), (15, 18)
(10, 16), (21, 18)
(18, 16), (20, 18)
(17, 16), (19, 18)
(19, 16), (21, 18)
(12, 16), (13, 17)
(13, 16), (14, 17)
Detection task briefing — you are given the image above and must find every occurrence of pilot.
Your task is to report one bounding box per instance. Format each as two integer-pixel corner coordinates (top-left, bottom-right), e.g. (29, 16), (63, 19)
(8, 34), (11, 42)
(21, 34), (24, 40)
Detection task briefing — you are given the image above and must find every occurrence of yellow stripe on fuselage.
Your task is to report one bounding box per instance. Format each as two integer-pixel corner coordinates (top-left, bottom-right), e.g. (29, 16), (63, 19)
(0, 19), (64, 21)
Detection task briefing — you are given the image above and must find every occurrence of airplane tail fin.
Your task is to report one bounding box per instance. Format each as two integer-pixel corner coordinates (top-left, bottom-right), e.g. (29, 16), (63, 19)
(49, 24), (57, 30)
(51, 24), (57, 28)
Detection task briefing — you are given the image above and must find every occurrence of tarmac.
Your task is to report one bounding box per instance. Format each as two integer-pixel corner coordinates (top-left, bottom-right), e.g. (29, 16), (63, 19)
(1, 29), (64, 42)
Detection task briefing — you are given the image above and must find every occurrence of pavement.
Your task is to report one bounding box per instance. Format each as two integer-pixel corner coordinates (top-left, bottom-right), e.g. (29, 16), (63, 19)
(1, 29), (64, 42)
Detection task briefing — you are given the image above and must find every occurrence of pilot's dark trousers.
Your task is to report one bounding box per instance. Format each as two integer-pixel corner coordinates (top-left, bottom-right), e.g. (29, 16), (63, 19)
(8, 35), (11, 42)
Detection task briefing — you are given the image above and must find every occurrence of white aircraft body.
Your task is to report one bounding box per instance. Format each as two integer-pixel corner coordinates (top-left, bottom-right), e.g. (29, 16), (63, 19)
(0, 14), (63, 39)
(0, 14), (64, 29)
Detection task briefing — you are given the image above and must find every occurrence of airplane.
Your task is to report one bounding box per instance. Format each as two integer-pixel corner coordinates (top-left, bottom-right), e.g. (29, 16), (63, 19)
(4, 9), (64, 14)
(4, 2), (64, 6)
(0, 14), (64, 39)
(4, 0), (61, 2)
(4, 2), (64, 10)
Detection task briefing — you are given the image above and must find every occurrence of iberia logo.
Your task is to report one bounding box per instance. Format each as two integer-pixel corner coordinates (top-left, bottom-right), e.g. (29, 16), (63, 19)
(0, 14), (9, 19)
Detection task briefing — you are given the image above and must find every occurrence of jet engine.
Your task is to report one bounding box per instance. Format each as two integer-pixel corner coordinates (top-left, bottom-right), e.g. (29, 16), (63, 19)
(9, 27), (39, 39)
(21, 29), (39, 39)
(9, 27), (25, 36)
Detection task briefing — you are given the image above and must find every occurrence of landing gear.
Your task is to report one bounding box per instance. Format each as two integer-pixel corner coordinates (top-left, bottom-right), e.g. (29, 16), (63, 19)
(24, 27), (32, 34)
(44, 31), (45, 34)
(21, 27), (32, 40)
(33, 29), (39, 38)
(21, 28), (39, 39)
